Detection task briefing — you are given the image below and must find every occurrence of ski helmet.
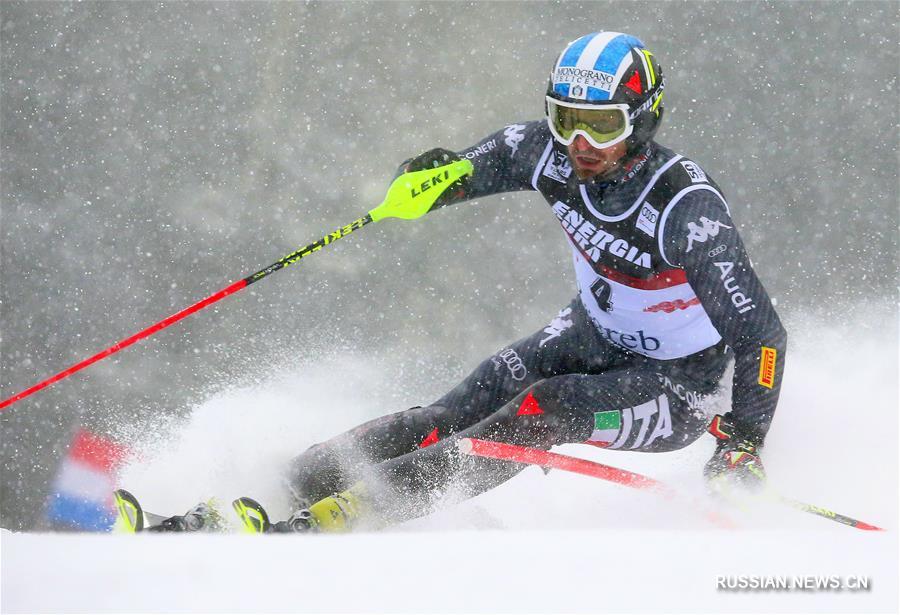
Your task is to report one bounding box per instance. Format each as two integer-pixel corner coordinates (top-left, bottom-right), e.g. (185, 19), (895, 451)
(546, 32), (665, 154)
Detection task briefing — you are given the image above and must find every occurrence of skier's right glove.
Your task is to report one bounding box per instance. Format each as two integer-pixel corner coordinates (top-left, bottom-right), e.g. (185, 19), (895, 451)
(400, 147), (471, 210)
(703, 415), (766, 494)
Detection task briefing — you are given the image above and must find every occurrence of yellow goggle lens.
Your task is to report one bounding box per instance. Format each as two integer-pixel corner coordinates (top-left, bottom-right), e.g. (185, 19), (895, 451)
(550, 103), (628, 143)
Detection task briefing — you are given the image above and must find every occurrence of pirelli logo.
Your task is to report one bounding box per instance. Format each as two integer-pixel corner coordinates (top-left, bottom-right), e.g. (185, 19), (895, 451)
(758, 347), (777, 389)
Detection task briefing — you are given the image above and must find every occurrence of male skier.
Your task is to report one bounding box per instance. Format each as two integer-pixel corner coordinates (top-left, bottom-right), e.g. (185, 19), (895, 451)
(159, 31), (787, 533)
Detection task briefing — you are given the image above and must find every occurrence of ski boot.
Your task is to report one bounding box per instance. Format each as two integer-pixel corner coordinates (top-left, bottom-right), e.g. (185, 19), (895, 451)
(147, 500), (227, 532)
(275, 488), (366, 533)
(233, 486), (366, 534)
(232, 497), (317, 533)
(269, 509), (319, 533)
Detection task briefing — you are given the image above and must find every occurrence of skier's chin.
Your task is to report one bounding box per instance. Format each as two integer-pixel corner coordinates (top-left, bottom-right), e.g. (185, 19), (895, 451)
(568, 142), (628, 182)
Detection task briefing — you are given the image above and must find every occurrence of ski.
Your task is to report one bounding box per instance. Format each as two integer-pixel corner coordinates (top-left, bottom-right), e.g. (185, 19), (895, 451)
(232, 497), (272, 534)
(112, 489), (228, 532)
(113, 489), (168, 532)
(114, 489), (278, 533)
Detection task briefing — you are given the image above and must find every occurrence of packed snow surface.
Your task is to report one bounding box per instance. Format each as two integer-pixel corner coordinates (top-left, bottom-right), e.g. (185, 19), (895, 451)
(2, 308), (897, 613)
(3, 529), (895, 613)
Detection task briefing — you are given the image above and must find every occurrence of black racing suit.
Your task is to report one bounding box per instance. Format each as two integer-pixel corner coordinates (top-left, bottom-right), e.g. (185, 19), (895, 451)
(286, 121), (787, 524)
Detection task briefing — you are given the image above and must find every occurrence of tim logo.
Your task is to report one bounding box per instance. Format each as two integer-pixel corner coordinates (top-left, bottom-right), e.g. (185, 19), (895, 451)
(680, 160), (707, 183)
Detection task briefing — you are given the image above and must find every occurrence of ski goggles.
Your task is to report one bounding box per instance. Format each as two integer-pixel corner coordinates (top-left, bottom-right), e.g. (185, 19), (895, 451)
(546, 97), (634, 149)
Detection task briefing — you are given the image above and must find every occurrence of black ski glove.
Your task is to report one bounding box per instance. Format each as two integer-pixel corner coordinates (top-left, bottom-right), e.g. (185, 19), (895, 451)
(400, 147), (470, 210)
(703, 415), (766, 492)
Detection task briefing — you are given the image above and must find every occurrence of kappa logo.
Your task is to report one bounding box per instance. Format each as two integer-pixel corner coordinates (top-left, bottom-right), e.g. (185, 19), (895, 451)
(680, 160), (707, 183)
(685, 217), (731, 253)
(539, 307), (574, 347)
(542, 151), (573, 183)
(503, 124), (526, 156)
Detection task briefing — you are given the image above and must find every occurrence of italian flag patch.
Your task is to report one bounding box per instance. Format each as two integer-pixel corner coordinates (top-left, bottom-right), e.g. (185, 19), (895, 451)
(591, 410), (621, 444)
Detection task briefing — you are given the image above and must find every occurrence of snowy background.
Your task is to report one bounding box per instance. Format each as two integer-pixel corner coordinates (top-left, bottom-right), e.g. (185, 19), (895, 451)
(1, 1), (898, 612)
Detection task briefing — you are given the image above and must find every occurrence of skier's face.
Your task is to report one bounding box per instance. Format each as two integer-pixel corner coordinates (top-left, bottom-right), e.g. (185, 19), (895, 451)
(567, 135), (628, 181)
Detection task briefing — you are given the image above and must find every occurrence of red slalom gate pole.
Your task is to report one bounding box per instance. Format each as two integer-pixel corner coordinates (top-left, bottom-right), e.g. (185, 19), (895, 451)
(459, 437), (668, 491)
(0, 215), (374, 411)
(459, 438), (884, 532)
(457, 438), (737, 527)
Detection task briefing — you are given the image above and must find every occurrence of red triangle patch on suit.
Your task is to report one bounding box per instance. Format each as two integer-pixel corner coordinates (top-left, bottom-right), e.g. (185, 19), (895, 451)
(419, 427), (439, 448)
(517, 391), (544, 416)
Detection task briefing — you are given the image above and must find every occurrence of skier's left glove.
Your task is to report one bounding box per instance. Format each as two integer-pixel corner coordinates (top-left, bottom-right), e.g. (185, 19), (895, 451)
(400, 147), (470, 210)
(703, 415), (766, 493)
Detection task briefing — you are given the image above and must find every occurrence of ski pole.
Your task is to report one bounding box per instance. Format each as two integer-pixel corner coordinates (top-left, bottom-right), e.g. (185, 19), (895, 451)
(1, 160), (474, 411)
(775, 495), (884, 531)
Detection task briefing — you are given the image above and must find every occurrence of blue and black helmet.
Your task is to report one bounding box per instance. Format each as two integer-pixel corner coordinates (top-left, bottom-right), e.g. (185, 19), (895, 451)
(546, 32), (665, 153)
